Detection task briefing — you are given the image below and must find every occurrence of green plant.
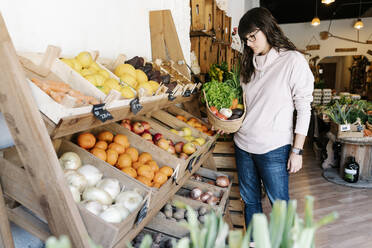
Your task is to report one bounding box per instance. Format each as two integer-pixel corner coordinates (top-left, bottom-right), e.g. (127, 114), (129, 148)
(324, 101), (353, 124)
(45, 235), (102, 248)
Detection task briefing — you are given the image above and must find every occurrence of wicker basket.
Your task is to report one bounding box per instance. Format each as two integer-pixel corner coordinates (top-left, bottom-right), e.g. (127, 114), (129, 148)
(367, 121), (372, 131)
(203, 91), (246, 133)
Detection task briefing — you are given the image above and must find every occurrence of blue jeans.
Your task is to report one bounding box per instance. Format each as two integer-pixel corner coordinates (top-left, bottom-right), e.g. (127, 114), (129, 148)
(234, 144), (291, 226)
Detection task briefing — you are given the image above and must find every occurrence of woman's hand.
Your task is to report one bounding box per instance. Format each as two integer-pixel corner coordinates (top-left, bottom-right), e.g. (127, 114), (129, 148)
(287, 152), (302, 173)
(211, 126), (226, 135)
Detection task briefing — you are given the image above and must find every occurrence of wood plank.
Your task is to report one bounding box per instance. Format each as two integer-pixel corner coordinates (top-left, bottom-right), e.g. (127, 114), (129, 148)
(214, 156), (236, 169)
(0, 183), (14, 248)
(199, 36), (212, 74)
(202, 154), (217, 171)
(214, 141), (235, 154)
(229, 199), (243, 212)
(230, 185), (241, 199)
(7, 206), (51, 242)
(219, 171), (238, 184)
(190, 0), (206, 31)
(230, 212), (245, 227)
(0, 14), (91, 247)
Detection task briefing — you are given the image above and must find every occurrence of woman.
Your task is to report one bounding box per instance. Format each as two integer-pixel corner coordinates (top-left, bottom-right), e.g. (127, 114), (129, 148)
(234, 7), (314, 226)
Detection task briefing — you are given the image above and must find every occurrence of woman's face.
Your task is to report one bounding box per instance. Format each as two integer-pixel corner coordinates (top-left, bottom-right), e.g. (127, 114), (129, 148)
(245, 29), (271, 55)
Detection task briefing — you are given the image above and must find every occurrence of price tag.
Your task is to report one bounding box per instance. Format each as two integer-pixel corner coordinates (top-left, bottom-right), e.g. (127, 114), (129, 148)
(168, 93), (176, 101)
(92, 104), (113, 123)
(192, 87), (199, 95)
(171, 165), (180, 185)
(187, 156), (196, 172)
(357, 124), (364, 132)
(195, 154), (202, 165)
(130, 98), (143, 115)
(340, 124), (351, 132)
(182, 89), (191, 97)
(135, 199), (148, 225)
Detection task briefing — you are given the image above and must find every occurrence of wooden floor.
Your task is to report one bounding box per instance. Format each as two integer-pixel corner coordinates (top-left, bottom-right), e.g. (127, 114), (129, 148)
(263, 144), (372, 248)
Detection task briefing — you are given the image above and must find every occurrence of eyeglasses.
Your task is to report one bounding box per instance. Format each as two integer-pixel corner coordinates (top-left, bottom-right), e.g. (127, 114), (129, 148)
(245, 29), (260, 43)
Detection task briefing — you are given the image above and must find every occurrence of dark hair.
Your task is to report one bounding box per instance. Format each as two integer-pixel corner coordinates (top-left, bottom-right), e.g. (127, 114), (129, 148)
(238, 7), (297, 83)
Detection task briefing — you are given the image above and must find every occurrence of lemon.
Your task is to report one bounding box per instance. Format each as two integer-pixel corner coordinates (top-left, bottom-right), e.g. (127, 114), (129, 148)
(80, 68), (95, 77)
(89, 62), (101, 72)
(94, 74), (106, 86)
(71, 59), (83, 72)
(84, 74), (97, 86)
(115, 63), (136, 78)
(119, 74), (138, 88)
(99, 85), (111, 94)
(148, 80), (160, 93)
(104, 78), (121, 92)
(135, 69), (148, 84)
(75, 51), (93, 67)
(60, 58), (74, 68)
(99, 69), (110, 78)
(121, 86), (135, 99)
(136, 82), (153, 96)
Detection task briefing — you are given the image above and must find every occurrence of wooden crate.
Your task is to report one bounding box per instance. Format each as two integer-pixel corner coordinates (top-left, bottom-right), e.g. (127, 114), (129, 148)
(0, 139), (151, 248)
(213, 6), (224, 41)
(209, 40), (219, 67)
(218, 44), (227, 64)
(190, 0), (214, 32)
(226, 46), (233, 71)
(199, 36), (213, 74)
(191, 37), (200, 63)
(223, 15), (232, 44)
(330, 122), (364, 138)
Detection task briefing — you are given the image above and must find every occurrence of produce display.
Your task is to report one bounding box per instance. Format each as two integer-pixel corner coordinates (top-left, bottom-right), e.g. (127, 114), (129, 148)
(60, 51), (137, 99)
(190, 174), (230, 188)
(76, 131), (174, 188)
(120, 119), (197, 159)
(169, 127), (206, 145)
(174, 115), (214, 136)
(31, 78), (100, 106)
(202, 64), (244, 121)
(131, 230), (174, 248)
(187, 187), (221, 206)
(59, 152), (144, 223)
(157, 202), (210, 224)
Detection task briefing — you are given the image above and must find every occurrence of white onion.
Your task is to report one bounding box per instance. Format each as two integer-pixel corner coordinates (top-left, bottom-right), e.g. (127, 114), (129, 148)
(59, 152), (82, 170)
(82, 200), (104, 216)
(96, 178), (121, 199)
(83, 187), (113, 205)
(99, 206), (122, 223)
(111, 204), (130, 220)
(69, 185), (81, 203)
(115, 190), (143, 212)
(64, 170), (88, 193)
(78, 165), (103, 187)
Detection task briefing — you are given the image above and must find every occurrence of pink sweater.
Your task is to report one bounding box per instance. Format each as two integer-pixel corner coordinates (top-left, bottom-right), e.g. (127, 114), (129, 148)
(234, 48), (314, 154)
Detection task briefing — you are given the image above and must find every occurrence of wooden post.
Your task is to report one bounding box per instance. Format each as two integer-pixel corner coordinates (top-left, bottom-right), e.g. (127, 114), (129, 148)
(0, 183), (14, 248)
(149, 10), (190, 79)
(0, 13), (91, 247)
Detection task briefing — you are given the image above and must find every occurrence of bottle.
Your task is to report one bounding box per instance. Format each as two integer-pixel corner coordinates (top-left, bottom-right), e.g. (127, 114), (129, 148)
(344, 156), (360, 183)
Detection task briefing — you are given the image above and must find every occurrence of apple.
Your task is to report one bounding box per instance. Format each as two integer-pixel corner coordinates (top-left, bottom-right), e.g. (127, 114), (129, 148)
(141, 121), (151, 131)
(179, 152), (189, 160)
(132, 122), (145, 134)
(153, 133), (163, 142)
(181, 127), (192, 137)
(175, 142), (185, 154)
(167, 145), (176, 154)
(122, 119), (131, 125)
(183, 142), (196, 155)
(143, 129), (151, 134)
(194, 138), (206, 146)
(121, 122), (132, 130)
(156, 138), (170, 150)
(141, 132), (153, 141)
(168, 139), (174, 147)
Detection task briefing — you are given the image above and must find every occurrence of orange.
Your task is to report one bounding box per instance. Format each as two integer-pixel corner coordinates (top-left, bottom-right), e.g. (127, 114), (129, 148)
(146, 160), (159, 172)
(153, 172), (168, 185)
(136, 176), (153, 187)
(152, 183), (161, 189)
(159, 166), (173, 177)
(106, 149), (118, 165)
(132, 161), (144, 170)
(196, 127), (204, 133)
(176, 115), (187, 122)
(94, 140), (108, 150)
(122, 167), (137, 178)
(97, 131), (114, 143)
(138, 152), (152, 164)
(116, 153), (132, 169)
(201, 125), (208, 132)
(137, 165), (154, 180)
(77, 132), (96, 149)
(108, 142), (125, 154)
(125, 147), (139, 162)
(90, 147), (107, 161)
(113, 134), (130, 149)
(194, 122), (202, 128)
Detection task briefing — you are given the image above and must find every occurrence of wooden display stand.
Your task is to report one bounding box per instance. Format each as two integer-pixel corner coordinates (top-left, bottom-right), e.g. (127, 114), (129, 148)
(0, 11), (234, 247)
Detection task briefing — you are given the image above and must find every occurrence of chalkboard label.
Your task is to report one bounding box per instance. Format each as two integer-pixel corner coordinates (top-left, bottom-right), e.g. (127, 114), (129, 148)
(195, 154), (202, 165)
(168, 93), (176, 101)
(92, 104), (113, 123)
(183, 89), (191, 97)
(187, 156), (196, 172)
(135, 200), (148, 225)
(130, 98), (143, 115)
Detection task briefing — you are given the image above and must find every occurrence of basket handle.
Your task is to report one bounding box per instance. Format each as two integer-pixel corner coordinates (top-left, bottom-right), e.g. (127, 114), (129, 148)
(202, 89), (211, 110)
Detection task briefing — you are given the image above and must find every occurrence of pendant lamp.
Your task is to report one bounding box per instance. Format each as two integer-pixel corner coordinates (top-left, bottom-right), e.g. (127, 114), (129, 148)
(354, 0), (364, 29)
(312, 0), (320, 26)
(321, 0), (335, 4)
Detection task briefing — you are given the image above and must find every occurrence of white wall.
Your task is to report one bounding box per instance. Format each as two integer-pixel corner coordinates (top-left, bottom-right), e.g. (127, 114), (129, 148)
(0, 0), (191, 64)
(280, 17), (372, 62)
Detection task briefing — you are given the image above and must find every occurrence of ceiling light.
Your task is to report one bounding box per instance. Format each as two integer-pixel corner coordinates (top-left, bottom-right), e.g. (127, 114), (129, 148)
(322, 0), (335, 5)
(312, 17), (321, 26)
(354, 18), (364, 29)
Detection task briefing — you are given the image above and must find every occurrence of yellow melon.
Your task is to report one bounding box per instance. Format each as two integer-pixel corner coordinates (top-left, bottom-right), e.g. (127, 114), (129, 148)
(148, 80), (160, 93)
(121, 86), (135, 99)
(119, 74), (138, 88)
(115, 64), (136, 78)
(75, 51), (93, 67)
(135, 69), (148, 84)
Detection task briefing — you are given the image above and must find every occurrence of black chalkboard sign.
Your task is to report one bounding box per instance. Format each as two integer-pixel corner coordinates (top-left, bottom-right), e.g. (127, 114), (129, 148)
(168, 93), (176, 101)
(92, 104), (113, 123)
(182, 89), (191, 97)
(135, 200), (148, 225)
(130, 98), (143, 115)
(187, 156), (196, 172)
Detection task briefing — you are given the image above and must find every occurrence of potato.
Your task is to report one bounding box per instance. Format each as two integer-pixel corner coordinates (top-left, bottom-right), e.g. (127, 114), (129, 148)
(173, 210), (185, 220)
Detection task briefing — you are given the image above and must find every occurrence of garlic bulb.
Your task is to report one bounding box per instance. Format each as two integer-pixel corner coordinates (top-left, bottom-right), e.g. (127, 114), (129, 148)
(96, 178), (121, 199)
(99, 206), (122, 223)
(83, 187), (113, 205)
(64, 170), (87, 193)
(78, 165), (103, 187)
(82, 200), (104, 216)
(111, 204), (130, 220)
(59, 152), (82, 170)
(115, 190), (143, 212)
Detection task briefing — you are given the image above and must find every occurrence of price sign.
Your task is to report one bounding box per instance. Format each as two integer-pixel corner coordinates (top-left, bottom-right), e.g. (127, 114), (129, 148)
(182, 89), (191, 97)
(135, 200), (148, 225)
(168, 93), (176, 101)
(130, 98), (143, 115)
(92, 104), (113, 123)
(187, 156), (196, 172)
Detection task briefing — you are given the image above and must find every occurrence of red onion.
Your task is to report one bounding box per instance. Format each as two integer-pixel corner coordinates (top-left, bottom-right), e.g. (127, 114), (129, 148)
(207, 181), (215, 185)
(200, 192), (212, 203)
(190, 187), (202, 200)
(216, 176), (229, 188)
(191, 174), (202, 182)
(207, 195), (219, 206)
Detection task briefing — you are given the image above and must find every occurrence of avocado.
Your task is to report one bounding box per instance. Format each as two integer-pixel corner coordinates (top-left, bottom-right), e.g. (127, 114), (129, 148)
(232, 109), (244, 117)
